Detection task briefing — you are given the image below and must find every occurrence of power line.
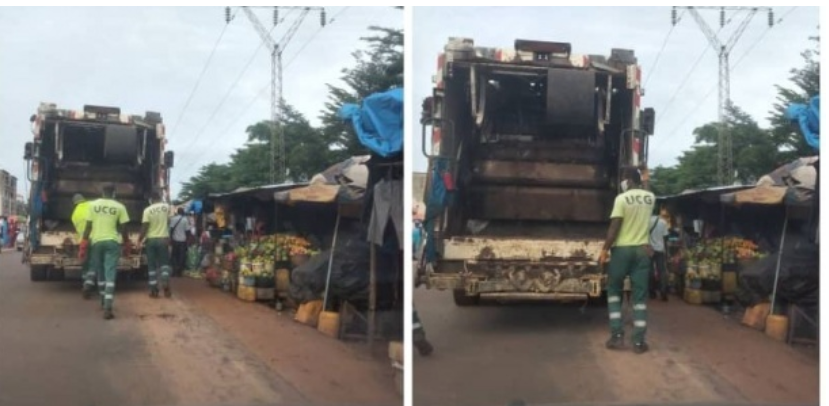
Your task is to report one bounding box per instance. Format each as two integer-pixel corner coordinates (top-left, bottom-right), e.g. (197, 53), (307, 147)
(654, 7), (799, 151)
(176, 7), (351, 179)
(169, 18), (233, 138)
(175, 23), (277, 170)
(644, 9), (684, 89)
(654, 10), (743, 128)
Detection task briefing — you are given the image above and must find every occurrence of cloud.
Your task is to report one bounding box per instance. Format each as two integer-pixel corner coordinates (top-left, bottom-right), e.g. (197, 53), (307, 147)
(0, 6), (402, 198)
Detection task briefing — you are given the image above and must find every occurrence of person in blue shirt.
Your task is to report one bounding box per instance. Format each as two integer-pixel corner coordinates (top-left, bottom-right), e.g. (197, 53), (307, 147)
(412, 219), (433, 356)
(0, 216), (8, 248)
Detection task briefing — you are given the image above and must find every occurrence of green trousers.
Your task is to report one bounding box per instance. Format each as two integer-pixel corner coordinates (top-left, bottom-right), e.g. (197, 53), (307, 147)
(146, 238), (171, 292)
(607, 245), (651, 344)
(90, 240), (120, 311)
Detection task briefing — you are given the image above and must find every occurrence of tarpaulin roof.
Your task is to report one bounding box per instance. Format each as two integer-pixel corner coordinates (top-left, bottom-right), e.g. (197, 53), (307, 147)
(208, 182), (307, 201)
(720, 156), (818, 206)
(274, 156), (369, 204)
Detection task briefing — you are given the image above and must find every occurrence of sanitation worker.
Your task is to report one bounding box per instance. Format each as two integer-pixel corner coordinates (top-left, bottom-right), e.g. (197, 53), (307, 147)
(80, 184), (131, 320)
(138, 190), (172, 298)
(72, 193), (95, 298)
(599, 168), (655, 354)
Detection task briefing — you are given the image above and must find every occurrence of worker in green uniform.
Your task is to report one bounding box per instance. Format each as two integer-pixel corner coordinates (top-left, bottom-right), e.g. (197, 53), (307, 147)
(80, 184), (131, 320)
(138, 190), (172, 298)
(599, 168), (655, 354)
(72, 193), (95, 298)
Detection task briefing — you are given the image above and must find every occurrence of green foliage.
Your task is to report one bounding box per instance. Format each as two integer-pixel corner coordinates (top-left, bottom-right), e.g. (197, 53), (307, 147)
(178, 26), (403, 201)
(651, 35), (819, 196)
(320, 26), (403, 158)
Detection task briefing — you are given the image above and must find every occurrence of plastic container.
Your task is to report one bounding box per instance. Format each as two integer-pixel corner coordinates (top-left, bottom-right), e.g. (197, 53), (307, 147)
(317, 311), (341, 338)
(237, 285), (256, 302)
(765, 314), (789, 342)
(295, 300), (324, 327)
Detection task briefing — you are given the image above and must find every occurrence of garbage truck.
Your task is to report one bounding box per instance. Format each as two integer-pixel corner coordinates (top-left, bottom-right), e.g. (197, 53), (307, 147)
(417, 38), (656, 305)
(23, 103), (174, 281)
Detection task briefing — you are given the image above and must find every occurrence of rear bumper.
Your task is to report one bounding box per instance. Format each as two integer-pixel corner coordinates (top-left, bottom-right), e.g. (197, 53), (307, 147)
(30, 253), (145, 270)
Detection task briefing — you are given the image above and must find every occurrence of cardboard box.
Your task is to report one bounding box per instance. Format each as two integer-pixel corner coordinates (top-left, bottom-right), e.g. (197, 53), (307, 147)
(388, 341), (404, 364)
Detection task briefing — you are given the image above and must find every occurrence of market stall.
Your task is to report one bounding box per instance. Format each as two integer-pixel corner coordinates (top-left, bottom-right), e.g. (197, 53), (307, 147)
(719, 157), (818, 344)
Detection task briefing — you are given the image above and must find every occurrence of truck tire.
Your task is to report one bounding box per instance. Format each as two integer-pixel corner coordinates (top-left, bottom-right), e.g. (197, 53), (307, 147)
(30, 265), (47, 282)
(453, 289), (480, 306)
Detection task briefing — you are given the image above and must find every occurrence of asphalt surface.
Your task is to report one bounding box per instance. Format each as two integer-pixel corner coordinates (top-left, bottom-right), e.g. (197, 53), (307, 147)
(413, 288), (819, 406)
(0, 250), (398, 406)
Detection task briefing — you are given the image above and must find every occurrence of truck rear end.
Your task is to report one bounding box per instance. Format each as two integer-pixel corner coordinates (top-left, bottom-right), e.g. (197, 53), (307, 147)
(418, 38), (655, 305)
(23, 103), (174, 281)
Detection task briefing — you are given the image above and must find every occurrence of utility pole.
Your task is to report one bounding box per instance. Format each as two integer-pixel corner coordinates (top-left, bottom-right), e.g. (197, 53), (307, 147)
(229, 6), (326, 183)
(674, 6), (773, 185)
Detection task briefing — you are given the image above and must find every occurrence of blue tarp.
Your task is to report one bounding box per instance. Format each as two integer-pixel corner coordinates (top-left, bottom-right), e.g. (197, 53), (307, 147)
(338, 88), (403, 157)
(786, 95), (819, 150)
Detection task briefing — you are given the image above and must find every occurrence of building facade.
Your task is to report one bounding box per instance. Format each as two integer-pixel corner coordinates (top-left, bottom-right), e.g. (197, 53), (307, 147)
(0, 169), (17, 217)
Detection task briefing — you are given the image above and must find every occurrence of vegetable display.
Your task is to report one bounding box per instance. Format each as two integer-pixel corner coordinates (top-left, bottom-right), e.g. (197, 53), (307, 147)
(234, 234), (320, 278)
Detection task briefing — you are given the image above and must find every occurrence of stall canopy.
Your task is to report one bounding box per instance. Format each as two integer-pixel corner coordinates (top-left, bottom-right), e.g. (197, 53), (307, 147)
(274, 156), (369, 204)
(721, 157), (817, 206)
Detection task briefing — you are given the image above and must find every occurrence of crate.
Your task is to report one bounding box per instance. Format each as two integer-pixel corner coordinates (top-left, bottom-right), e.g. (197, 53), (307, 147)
(722, 271), (738, 294)
(255, 287), (275, 301)
(684, 288), (721, 305)
(237, 285), (256, 302)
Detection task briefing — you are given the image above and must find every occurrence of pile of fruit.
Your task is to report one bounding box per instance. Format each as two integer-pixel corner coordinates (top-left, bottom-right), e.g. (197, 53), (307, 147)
(234, 233), (320, 268)
(683, 236), (766, 265)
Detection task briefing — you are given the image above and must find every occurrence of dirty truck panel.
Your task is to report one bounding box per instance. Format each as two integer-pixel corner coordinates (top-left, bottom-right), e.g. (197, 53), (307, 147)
(23, 103), (173, 281)
(418, 38), (656, 305)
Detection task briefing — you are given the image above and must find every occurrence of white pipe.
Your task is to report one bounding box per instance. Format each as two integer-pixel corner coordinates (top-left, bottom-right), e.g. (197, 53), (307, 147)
(770, 207), (789, 314)
(322, 211), (341, 311)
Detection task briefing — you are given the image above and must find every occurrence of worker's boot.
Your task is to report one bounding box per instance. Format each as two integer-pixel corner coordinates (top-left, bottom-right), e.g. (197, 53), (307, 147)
(414, 338), (434, 356)
(163, 287), (172, 298)
(149, 288), (159, 298)
(633, 341), (649, 354)
(103, 309), (114, 320)
(605, 333), (625, 350)
(413, 329), (433, 356)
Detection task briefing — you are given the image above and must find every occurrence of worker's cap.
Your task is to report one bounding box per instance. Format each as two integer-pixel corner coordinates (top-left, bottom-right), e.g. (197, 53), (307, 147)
(72, 194), (85, 204)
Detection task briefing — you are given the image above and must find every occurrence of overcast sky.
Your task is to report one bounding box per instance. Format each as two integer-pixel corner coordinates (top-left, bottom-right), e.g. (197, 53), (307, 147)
(411, 6), (819, 173)
(0, 6), (402, 198)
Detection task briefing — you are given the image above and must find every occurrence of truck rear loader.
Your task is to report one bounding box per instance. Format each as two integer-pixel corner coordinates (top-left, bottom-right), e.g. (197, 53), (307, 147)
(418, 38), (656, 305)
(23, 103), (174, 281)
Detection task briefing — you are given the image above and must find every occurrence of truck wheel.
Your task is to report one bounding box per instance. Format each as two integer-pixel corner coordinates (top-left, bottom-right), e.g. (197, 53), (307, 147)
(30, 265), (47, 282)
(453, 289), (480, 306)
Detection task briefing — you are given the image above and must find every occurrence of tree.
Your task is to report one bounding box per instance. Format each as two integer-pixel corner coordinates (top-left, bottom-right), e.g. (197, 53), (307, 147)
(650, 105), (777, 195)
(768, 34), (820, 160)
(319, 26), (403, 158)
(178, 104), (331, 200)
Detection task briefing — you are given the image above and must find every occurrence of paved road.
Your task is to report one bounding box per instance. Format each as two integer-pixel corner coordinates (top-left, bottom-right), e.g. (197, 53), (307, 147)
(0, 251), (398, 406)
(413, 288), (818, 406)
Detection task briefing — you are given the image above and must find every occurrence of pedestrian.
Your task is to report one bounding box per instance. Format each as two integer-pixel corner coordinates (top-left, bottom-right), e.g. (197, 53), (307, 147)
(599, 168), (655, 354)
(648, 209), (671, 301)
(0, 216), (8, 248)
(169, 207), (189, 277)
(199, 225), (215, 269)
(412, 215), (433, 356)
(71, 193), (95, 298)
(80, 184), (131, 320)
(138, 190), (172, 298)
